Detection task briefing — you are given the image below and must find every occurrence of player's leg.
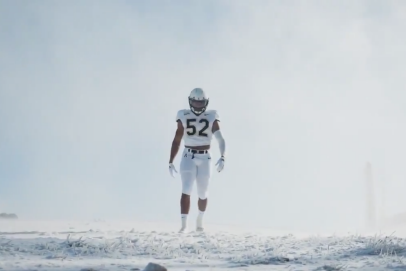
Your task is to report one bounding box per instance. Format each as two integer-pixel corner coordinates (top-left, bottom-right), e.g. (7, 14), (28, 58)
(179, 151), (197, 232)
(195, 155), (212, 231)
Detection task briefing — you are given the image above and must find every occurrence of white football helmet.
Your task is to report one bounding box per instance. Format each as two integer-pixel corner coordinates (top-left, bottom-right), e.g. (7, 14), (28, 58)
(189, 88), (209, 115)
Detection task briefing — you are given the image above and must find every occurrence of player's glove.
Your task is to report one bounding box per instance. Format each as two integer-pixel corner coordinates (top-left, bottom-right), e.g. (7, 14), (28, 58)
(169, 163), (178, 178)
(215, 156), (225, 172)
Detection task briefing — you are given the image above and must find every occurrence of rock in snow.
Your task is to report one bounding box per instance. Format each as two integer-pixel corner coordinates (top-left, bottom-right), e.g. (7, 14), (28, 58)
(142, 262), (167, 271)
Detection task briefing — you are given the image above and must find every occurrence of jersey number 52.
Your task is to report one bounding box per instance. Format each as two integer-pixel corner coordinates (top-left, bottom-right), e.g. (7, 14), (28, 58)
(186, 119), (209, 137)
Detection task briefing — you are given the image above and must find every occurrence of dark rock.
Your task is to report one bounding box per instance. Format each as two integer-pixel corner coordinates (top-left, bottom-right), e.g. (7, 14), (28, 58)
(142, 262), (167, 271)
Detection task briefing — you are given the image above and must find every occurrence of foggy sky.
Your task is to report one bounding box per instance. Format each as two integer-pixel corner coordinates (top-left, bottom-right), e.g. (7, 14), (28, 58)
(1, 0), (406, 232)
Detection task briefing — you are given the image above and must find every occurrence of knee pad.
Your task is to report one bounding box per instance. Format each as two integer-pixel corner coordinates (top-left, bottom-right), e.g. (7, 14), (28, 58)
(182, 188), (192, 196)
(196, 175), (209, 200)
(197, 189), (208, 200)
(198, 195), (208, 200)
(181, 174), (194, 195)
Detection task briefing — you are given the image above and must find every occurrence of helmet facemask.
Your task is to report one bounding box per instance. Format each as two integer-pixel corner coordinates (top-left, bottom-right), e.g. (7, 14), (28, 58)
(189, 97), (209, 115)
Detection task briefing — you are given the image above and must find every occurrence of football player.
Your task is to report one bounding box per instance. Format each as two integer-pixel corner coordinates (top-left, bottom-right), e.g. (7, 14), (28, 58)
(169, 88), (226, 233)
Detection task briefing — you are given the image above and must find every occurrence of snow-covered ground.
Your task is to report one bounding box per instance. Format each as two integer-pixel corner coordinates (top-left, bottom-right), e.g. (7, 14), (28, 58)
(0, 220), (406, 271)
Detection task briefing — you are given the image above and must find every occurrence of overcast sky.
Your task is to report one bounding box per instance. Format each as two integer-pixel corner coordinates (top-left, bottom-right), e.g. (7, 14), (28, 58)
(1, 0), (406, 233)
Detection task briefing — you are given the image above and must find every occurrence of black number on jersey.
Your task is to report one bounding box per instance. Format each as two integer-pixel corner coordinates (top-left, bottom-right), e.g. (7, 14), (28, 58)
(186, 119), (209, 137)
(198, 119), (209, 136)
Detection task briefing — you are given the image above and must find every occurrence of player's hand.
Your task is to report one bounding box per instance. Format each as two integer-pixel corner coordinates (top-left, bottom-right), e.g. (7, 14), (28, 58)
(215, 156), (225, 172)
(169, 163), (178, 178)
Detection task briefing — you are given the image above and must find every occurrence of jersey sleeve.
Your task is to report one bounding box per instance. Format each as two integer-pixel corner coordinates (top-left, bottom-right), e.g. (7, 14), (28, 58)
(176, 109), (184, 123)
(214, 110), (220, 122)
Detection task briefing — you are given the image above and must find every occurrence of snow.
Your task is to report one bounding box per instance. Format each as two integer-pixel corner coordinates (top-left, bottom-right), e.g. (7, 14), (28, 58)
(0, 220), (406, 270)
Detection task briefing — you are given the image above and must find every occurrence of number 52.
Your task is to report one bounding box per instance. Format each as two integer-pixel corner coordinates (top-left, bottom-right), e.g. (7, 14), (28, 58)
(186, 119), (209, 137)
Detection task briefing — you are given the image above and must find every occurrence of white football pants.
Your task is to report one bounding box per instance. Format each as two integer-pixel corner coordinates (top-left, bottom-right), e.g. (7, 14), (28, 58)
(180, 148), (212, 199)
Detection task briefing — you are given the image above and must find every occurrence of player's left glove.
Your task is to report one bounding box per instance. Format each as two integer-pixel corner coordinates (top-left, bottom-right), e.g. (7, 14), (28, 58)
(215, 156), (225, 172)
(169, 163), (178, 178)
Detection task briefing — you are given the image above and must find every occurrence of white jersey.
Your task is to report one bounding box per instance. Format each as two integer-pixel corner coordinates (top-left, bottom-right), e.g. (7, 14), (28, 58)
(176, 109), (220, 147)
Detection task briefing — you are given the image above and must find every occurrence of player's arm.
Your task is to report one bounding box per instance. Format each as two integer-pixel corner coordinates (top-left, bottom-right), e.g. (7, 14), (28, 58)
(169, 120), (184, 163)
(212, 120), (226, 158)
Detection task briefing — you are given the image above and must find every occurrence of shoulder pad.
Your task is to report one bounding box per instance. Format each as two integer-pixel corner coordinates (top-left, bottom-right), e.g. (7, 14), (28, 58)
(204, 110), (219, 121)
(176, 109), (192, 122)
(175, 110), (183, 122)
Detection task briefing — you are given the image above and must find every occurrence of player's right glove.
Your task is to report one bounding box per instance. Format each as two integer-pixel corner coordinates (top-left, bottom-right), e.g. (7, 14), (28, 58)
(169, 163), (178, 178)
(215, 156), (225, 172)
